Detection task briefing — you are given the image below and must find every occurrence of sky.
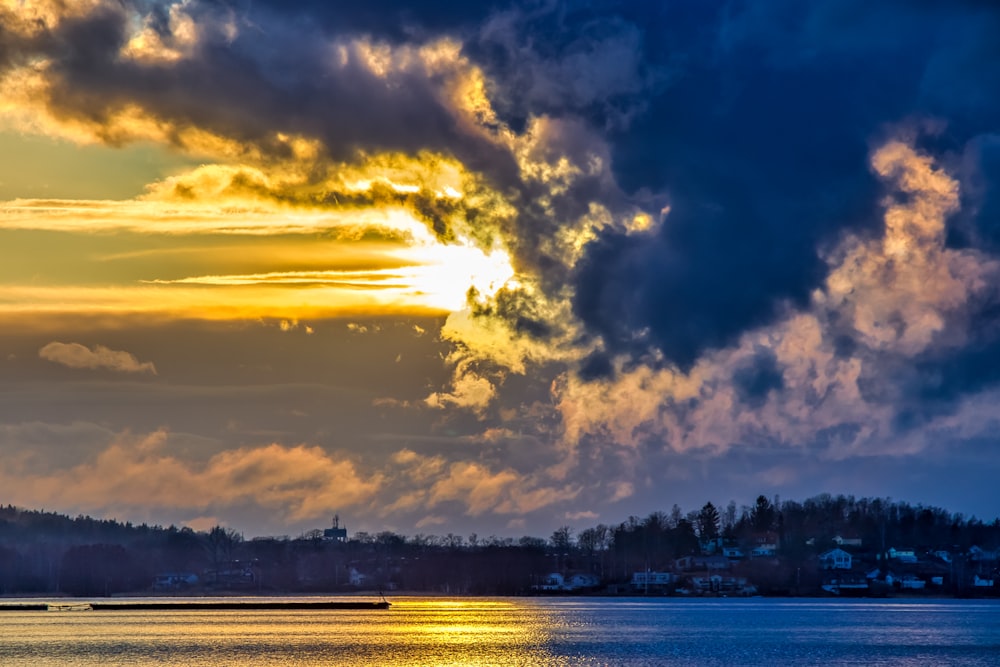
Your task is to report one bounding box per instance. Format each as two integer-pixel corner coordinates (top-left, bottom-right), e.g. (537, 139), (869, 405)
(2, 0), (1000, 539)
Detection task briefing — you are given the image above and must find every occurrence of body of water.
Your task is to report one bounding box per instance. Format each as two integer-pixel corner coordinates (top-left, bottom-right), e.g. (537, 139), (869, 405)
(1, 596), (999, 666)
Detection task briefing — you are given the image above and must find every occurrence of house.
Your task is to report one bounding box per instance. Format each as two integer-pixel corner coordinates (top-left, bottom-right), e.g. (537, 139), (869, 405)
(819, 548), (853, 570)
(899, 575), (926, 590)
(631, 571), (673, 591)
(534, 573), (564, 591)
(933, 550), (952, 563)
(566, 572), (601, 590)
(821, 574), (868, 594)
(833, 534), (863, 547)
(207, 561), (255, 588)
(691, 575), (722, 593)
(973, 574), (994, 588)
(153, 572), (198, 590)
(689, 555), (731, 571)
(718, 576), (751, 594)
(700, 537), (723, 555)
(679, 555), (729, 571)
(969, 546), (999, 562)
(535, 572), (601, 592)
(750, 545), (777, 558)
(888, 548), (918, 563)
(348, 567), (368, 587)
(722, 546), (745, 560)
(631, 571), (673, 587)
(689, 575), (754, 594)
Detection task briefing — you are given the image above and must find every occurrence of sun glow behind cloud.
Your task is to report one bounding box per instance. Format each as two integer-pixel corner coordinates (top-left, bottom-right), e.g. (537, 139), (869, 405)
(130, 240), (517, 315)
(0, 226), (517, 321)
(0, 156), (518, 319)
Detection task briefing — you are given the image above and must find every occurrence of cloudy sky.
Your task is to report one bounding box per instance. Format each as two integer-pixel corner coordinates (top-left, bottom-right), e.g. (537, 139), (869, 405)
(2, 0), (1000, 538)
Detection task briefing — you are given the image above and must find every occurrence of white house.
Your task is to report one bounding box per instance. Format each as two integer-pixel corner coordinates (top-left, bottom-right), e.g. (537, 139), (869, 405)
(536, 573), (565, 591)
(348, 567), (368, 586)
(973, 574), (994, 588)
(537, 572), (602, 592)
(819, 548), (853, 570)
(153, 572), (198, 590)
(631, 571), (673, 588)
(691, 575), (723, 593)
(899, 575), (926, 590)
(888, 548), (917, 563)
(833, 534), (863, 547)
(969, 546), (999, 562)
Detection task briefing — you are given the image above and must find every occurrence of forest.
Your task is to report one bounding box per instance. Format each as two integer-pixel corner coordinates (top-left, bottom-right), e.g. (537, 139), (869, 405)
(1, 494), (998, 597)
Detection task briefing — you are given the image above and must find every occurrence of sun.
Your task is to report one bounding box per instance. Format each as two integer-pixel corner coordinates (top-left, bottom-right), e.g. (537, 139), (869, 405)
(404, 237), (517, 312)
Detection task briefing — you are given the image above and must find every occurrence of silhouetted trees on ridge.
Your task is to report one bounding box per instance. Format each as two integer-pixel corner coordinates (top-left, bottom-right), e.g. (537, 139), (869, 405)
(0, 494), (997, 596)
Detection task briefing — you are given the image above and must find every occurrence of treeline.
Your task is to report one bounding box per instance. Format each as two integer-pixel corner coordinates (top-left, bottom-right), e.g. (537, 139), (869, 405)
(0, 495), (998, 596)
(564, 495), (1000, 595)
(584, 494), (1000, 581)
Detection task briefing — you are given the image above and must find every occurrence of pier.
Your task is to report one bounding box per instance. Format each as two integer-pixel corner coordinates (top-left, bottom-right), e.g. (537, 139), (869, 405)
(0, 600), (391, 612)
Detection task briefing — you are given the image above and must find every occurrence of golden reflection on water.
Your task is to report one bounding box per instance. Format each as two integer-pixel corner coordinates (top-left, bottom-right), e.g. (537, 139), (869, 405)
(376, 598), (556, 665)
(0, 597), (560, 667)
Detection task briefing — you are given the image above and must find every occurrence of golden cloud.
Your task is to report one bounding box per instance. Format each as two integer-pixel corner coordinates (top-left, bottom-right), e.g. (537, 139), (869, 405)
(821, 140), (993, 355)
(0, 430), (382, 523)
(424, 367), (497, 416)
(384, 449), (580, 517)
(39, 341), (156, 374)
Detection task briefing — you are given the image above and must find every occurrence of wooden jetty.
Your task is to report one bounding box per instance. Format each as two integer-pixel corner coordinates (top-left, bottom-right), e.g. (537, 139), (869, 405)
(0, 600), (390, 612)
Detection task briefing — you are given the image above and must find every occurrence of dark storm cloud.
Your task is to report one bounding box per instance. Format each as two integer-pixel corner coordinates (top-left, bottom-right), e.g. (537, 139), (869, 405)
(574, 202), (821, 370)
(732, 349), (784, 409)
(207, 0), (494, 42)
(955, 135), (1000, 251)
(469, 4), (658, 132)
(34, 2), (464, 160)
(571, 0), (1000, 368)
(906, 319), (1000, 409)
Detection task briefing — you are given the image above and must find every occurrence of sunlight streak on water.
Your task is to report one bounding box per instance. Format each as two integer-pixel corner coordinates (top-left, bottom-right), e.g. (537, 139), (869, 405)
(1, 597), (999, 666)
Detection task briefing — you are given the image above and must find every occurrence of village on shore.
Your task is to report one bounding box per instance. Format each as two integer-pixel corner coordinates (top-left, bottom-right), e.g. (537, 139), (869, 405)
(537, 538), (997, 598)
(1, 495), (998, 598)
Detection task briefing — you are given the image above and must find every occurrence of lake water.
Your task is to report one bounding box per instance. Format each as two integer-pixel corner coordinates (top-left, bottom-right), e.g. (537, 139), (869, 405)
(1, 596), (999, 666)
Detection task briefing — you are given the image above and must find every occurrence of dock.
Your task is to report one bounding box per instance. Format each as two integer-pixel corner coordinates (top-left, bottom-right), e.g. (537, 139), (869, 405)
(0, 600), (391, 612)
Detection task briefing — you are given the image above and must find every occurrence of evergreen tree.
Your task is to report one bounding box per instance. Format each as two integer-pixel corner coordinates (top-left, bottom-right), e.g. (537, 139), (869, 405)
(751, 495), (776, 532)
(697, 502), (721, 541)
